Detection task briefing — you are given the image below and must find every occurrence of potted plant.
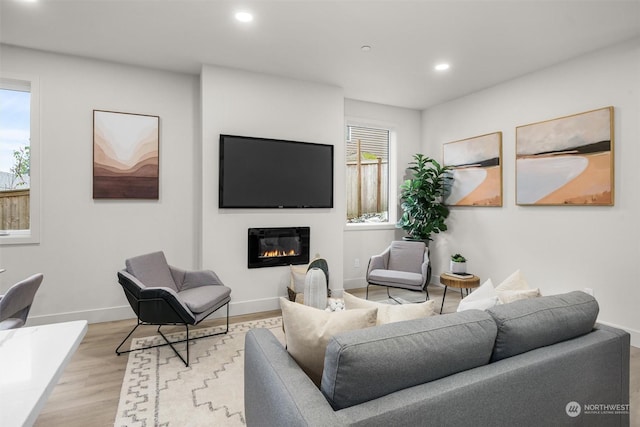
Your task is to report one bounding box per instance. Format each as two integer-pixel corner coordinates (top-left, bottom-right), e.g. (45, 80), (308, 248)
(397, 154), (452, 242)
(450, 253), (467, 274)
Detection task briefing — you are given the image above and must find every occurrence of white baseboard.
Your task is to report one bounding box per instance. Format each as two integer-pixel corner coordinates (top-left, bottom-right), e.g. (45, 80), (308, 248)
(343, 277), (366, 289)
(25, 297), (285, 326)
(26, 305), (136, 326)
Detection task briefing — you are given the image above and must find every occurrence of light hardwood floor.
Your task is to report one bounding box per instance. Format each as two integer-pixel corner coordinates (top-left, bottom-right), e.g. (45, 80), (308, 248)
(34, 285), (639, 426)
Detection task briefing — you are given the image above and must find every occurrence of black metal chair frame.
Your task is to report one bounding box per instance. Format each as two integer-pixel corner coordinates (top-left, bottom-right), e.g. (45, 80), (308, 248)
(115, 287), (230, 367)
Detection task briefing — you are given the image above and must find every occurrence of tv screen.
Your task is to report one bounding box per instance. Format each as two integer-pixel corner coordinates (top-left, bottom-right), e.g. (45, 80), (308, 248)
(219, 134), (334, 209)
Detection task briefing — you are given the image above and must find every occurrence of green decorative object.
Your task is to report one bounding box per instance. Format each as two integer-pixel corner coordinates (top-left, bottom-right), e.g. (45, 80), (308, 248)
(397, 154), (452, 241)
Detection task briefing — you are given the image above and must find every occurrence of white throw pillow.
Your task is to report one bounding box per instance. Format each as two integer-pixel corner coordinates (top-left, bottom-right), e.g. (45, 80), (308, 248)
(457, 279), (499, 312)
(495, 269), (530, 291)
(289, 265), (307, 293)
(343, 292), (435, 325)
(498, 288), (541, 304)
(457, 296), (500, 311)
(279, 297), (377, 387)
(494, 270), (542, 304)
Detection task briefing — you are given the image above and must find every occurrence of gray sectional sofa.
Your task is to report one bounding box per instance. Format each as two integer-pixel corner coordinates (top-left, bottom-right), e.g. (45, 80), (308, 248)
(244, 291), (630, 426)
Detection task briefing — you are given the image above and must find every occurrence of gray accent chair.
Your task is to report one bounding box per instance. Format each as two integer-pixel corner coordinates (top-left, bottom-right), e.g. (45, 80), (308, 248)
(116, 251), (231, 366)
(366, 240), (430, 302)
(0, 273), (43, 330)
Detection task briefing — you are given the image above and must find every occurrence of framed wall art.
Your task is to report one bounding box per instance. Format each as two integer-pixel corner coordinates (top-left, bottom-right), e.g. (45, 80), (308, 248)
(516, 106), (613, 206)
(443, 132), (502, 206)
(93, 110), (159, 199)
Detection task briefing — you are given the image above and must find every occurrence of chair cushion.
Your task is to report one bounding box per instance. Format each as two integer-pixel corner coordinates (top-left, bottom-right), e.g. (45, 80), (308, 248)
(368, 269), (423, 289)
(486, 291), (598, 362)
(388, 241), (425, 274)
(178, 285), (231, 314)
(321, 310), (497, 410)
(125, 251), (178, 292)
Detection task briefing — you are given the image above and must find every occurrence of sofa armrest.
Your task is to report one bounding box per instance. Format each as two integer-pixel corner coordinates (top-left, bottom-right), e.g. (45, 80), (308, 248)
(244, 328), (339, 427)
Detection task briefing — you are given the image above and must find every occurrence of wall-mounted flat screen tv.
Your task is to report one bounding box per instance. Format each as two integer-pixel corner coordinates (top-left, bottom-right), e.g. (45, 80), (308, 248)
(219, 134), (334, 209)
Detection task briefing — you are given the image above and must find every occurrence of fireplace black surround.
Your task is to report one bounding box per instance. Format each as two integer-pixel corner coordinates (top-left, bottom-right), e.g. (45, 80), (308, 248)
(248, 227), (310, 268)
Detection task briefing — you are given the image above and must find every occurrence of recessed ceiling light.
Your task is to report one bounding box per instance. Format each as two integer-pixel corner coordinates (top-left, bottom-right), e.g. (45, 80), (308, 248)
(435, 63), (450, 71)
(361, 45), (372, 52)
(235, 11), (254, 23)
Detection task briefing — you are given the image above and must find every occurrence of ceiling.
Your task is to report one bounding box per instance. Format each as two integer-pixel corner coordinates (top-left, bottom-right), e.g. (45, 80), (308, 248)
(1, 0), (639, 109)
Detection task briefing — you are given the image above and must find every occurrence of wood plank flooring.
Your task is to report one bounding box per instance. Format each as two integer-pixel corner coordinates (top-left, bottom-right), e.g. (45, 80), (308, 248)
(34, 285), (639, 426)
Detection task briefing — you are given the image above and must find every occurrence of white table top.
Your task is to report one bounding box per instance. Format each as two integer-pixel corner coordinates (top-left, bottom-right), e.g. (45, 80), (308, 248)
(0, 320), (88, 427)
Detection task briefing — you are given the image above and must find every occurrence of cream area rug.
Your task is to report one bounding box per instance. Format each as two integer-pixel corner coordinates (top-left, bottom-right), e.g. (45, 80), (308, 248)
(115, 317), (283, 427)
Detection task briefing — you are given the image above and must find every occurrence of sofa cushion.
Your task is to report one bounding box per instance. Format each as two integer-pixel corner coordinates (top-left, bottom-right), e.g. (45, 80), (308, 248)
(279, 297), (377, 387)
(486, 291), (598, 362)
(343, 292), (435, 325)
(321, 310), (497, 410)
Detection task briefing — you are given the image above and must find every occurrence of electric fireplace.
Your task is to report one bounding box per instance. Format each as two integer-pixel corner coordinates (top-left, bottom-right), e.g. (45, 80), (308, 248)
(248, 227), (310, 268)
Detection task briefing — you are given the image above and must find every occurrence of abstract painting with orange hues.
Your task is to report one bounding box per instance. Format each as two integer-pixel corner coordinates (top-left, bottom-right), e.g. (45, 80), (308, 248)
(93, 110), (159, 199)
(516, 107), (613, 206)
(443, 132), (502, 207)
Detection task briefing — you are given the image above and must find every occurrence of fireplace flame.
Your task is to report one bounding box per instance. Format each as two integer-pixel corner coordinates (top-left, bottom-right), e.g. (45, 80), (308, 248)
(260, 249), (297, 258)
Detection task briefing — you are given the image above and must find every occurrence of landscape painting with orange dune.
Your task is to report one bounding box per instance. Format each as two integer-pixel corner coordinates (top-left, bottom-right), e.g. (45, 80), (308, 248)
(516, 107), (613, 206)
(93, 110), (159, 199)
(443, 132), (502, 207)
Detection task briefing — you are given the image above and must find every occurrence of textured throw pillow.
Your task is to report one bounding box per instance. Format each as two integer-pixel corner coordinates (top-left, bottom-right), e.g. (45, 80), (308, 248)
(289, 265), (307, 293)
(457, 278), (499, 312)
(495, 269), (530, 291)
(498, 288), (541, 304)
(343, 292), (435, 325)
(279, 297), (377, 387)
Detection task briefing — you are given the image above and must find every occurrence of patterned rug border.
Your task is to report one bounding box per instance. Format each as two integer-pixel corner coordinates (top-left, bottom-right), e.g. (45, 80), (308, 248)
(115, 316), (283, 427)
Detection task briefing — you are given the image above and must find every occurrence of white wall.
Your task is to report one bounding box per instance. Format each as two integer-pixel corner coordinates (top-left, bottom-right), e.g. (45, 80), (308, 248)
(200, 65), (344, 315)
(343, 99), (422, 288)
(422, 38), (640, 345)
(0, 45), (200, 325)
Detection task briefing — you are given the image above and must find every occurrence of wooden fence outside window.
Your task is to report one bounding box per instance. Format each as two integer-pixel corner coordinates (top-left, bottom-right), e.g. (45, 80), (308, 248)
(0, 189), (30, 230)
(346, 160), (388, 219)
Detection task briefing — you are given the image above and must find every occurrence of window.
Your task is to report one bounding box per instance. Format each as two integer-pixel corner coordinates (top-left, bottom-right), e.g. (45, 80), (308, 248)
(0, 75), (39, 244)
(346, 125), (390, 224)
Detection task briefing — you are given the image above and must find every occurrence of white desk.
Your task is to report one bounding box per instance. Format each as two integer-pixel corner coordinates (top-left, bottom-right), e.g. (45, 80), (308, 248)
(0, 320), (88, 427)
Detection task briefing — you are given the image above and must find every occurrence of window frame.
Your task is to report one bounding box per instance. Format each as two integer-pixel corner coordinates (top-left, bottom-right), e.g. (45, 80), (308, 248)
(344, 118), (397, 230)
(0, 74), (41, 245)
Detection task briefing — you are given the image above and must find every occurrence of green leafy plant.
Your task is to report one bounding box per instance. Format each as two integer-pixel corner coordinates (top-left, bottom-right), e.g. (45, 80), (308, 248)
(10, 146), (30, 189)
(451, 253), (466, 262)
(397, 154), (452, 241)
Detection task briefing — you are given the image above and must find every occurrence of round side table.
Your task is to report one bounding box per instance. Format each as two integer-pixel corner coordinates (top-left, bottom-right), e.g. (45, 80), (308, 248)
(439, 273), (480, 314)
